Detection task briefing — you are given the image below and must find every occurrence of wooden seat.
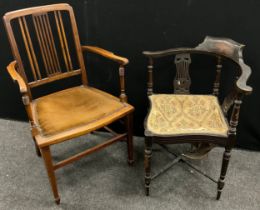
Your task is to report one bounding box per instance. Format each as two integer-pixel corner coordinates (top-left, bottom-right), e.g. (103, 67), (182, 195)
(146, 94), (228, 137)
(143, 36), (252, 199)
(3, 4), (134, 204)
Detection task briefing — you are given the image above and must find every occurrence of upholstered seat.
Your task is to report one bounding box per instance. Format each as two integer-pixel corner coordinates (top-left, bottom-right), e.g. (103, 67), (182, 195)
(143, 37), (252, 199)
(145, 94), (229, 137)
(33, 86), (133, 136)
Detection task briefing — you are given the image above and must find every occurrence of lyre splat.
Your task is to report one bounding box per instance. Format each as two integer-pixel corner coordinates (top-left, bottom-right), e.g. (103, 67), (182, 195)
(174, 53), (191, 94)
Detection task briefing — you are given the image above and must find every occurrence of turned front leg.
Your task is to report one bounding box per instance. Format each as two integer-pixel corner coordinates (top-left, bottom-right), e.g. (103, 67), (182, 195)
(217, 147), (232, 200)
(217, 94), (243, 199)
(125, 113), (134, 165)
(119, 65), (127, 102)
(144, 136), (153, 195)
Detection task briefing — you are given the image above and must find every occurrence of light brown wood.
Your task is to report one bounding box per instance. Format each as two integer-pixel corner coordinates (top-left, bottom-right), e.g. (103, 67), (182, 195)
(82, 46), (129, 102)
(3, 4), (71, 19)
(20, 16), (42, 80)
(41, 13), (60, 74)
(58, 11), (73, 70)
(54, 11), (71, 72)
(39, 14), (56, 74)
(4, 3), (87, 87)
(82, 46), (129, 65)
(41, 146), (60, 204)
(33, 14), (52, 75)
(45, 14), (61, 73)
(28, 69), (82, 88)
(53, 133), (127, 170)
(7, 61), (28, 93)
(4, 3), (134, 204)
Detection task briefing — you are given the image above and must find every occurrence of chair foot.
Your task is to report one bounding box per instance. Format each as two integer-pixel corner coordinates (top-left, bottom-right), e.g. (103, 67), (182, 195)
(145, 186), (150, 196)
(216, 191), (221, 200)
(33, 139), (41, 157)
(36, 147), (41, 157)
(55, 197), (60, 205)
(128, 159), (134, 166)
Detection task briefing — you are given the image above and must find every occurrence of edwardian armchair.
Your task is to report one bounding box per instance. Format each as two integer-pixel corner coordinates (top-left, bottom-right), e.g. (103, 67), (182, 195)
(3, 4), (134, 204)
(143, 36), (252, 199)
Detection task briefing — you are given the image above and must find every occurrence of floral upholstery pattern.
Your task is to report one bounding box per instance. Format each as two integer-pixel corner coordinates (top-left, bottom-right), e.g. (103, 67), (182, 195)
(145, 94), (229, 137)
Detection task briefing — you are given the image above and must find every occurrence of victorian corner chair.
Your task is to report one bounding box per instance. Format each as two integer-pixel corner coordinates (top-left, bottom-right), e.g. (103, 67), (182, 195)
(3, 4), (134, 204)
(143, 36), (252, 199)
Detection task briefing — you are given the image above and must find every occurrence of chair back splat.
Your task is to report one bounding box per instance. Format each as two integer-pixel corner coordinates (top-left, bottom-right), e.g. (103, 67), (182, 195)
(143, 36), (252, 114)
(3, 4), (88, 99)
(174, 53), (191, 94)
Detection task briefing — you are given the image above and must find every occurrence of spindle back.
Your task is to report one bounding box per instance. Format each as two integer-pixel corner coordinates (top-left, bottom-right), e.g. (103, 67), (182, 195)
(3, 4), (87, 97)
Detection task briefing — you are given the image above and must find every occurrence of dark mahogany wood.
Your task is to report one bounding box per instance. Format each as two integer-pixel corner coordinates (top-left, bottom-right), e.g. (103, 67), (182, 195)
(143, 36), (253, 199)
(213, 56), (222, 96)
(144, 136), (153, 196)
(125, 113), (134, 165)
(174, 53), (191, 94)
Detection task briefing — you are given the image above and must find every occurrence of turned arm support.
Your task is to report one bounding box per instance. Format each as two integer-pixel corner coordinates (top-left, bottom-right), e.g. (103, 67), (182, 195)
(221, 61), (252, 142)
(82, 45), (129, 102)
(7, 61), (28, 94)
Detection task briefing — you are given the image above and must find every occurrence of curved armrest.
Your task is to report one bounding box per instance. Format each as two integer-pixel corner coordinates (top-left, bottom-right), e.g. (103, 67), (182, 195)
(7, 61), (28, 94)
(236, 59), (253, 95)
(143, 48), (193, 58)
(82, 46), (129, 65)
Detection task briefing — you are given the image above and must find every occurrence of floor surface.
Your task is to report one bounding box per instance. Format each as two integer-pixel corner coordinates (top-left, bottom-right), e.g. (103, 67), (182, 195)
(0, 119), (259, 210)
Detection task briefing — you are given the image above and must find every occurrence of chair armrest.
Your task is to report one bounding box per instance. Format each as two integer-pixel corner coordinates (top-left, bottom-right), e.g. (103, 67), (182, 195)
(143, 48), (193, 58)
(236, 59), (253, 95)
(81, 45), (129, 65)
(7, 61), (37, 135)
(7, 61), (28, 94)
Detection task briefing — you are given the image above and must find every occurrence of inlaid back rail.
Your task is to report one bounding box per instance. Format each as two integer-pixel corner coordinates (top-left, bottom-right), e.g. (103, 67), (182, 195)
(213, 56), (222, 96)
(3, 4), (87, 98)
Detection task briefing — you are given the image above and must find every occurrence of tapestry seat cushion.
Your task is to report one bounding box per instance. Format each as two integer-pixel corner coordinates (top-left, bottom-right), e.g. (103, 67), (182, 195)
(145, 94), (229, 137)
